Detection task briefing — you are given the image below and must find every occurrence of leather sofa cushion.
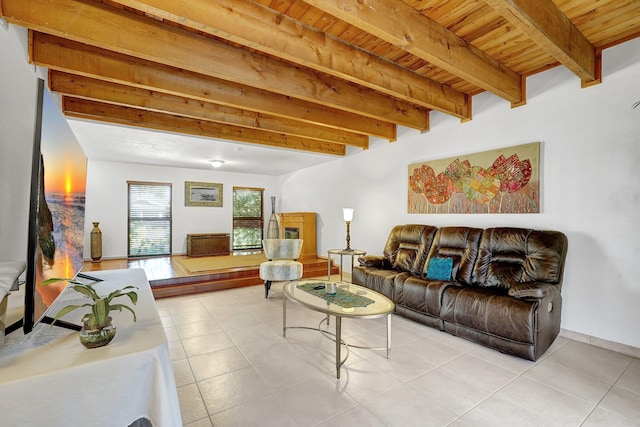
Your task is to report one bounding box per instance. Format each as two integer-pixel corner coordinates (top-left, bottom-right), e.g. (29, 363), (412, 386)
(423, 227), (482, 285)
(351, 266), (397, 300)
(472, 228), (568, 290)
(383, 225), (437, 275)
(394, 273), (458, 316)
(357, 255), (387, 268)
(441, 286), (536, 343)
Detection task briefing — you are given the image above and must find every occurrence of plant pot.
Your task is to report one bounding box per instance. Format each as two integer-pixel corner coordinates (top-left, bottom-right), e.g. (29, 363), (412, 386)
(79, 317), (116, 348)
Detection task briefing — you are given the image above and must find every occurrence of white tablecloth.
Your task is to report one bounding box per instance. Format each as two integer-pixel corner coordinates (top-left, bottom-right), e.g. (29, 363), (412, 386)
(0, 269), (182, 427)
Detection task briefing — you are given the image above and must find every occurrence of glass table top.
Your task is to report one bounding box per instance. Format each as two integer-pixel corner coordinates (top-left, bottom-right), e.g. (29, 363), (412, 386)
(283, 279), (394, 319)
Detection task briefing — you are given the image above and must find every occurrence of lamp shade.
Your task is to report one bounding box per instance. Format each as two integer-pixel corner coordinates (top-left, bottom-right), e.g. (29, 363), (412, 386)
(342, 208), (354, 222)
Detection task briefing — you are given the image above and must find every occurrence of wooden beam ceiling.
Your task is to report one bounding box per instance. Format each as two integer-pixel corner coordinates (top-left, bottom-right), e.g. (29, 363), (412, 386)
(30, 32), (394, 141)
(49, 71), (369, 149)
(106, 0), (472, 120)
(31, 33), (394, 141)
(484, 0), (599, 85)
(301, 0), (524, 104)
(5, 0), (430, 131)
(62, 97), (347, 155)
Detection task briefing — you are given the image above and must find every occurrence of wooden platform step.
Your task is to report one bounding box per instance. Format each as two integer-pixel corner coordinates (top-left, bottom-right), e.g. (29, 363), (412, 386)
(151, 258), (338, 298)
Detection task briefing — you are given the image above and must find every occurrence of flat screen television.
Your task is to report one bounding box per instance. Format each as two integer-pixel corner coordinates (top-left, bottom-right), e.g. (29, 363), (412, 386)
(18, 79), (92, 333)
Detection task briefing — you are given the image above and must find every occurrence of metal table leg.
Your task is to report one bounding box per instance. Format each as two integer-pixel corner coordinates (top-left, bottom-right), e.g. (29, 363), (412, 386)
(335, 315), (342, 379)
(327, 255), (331, 280)
(386, 313), (391, 359)
(282, 295), (287, 337)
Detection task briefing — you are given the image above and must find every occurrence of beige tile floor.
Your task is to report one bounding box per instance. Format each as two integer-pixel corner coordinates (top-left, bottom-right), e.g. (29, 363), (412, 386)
(157, 278), (640, 427)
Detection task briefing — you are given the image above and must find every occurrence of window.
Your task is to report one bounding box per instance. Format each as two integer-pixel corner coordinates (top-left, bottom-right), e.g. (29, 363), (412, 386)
(128, 181), (172, 257)
(232, 187), (264, 250)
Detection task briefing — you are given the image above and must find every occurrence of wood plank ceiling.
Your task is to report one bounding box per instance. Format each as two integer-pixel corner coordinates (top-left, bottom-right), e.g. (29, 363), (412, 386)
(2, 0), (639, 156)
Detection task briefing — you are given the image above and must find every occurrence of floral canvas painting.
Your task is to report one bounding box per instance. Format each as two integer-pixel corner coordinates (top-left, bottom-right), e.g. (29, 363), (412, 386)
(408, 142), (540, 214)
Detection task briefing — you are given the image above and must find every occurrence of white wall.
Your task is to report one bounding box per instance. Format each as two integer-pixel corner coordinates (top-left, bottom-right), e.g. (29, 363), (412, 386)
(278, 38), (640, 349)
(84, 161), (278, 257)
(0, 25), (42, 262)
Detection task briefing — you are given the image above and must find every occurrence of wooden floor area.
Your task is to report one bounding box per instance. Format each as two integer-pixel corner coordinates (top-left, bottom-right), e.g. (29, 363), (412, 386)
(83, 253), (339, 299)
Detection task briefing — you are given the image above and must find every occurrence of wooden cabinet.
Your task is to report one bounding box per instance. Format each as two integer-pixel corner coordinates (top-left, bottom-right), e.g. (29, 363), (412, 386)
(278, 212), (316, 259)
(186, 233), (230, 257)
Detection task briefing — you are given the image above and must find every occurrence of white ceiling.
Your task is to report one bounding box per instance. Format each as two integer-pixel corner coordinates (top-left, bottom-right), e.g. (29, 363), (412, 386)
(67, 118), (345, 176)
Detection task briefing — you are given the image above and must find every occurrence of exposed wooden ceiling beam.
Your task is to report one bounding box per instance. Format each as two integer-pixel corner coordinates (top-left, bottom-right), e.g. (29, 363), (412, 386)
(3, 0), (430, 131)
(62, 97), (347, 156)
(107, 0), (471, 120)
(49, 71), (369, 149)
(301, 0), (524, 105)
(30, 32), (395, 141)
(485, 0), (599, 85)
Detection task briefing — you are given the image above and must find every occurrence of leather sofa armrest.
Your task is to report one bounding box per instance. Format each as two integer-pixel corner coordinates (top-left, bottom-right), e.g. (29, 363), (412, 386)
(358, 255), (387, 268)
(508, 282), (559, 299)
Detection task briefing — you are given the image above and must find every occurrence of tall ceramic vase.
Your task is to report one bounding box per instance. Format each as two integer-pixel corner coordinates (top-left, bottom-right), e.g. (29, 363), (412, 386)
(90, 222), (102, 262)
(267, 196), (280, 239)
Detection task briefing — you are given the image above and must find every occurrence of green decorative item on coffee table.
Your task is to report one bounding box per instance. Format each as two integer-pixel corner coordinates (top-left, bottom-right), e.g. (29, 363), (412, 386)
(297, 282), (375, 308)
(40, 278), (138, 348)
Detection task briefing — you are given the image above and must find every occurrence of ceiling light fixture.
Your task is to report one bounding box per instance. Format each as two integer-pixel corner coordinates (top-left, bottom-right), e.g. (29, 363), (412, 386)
(209, 159), (225, 168)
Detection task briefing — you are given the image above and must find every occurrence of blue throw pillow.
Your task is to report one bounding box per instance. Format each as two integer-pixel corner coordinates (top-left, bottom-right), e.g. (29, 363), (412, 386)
(426, 257), (454, 281)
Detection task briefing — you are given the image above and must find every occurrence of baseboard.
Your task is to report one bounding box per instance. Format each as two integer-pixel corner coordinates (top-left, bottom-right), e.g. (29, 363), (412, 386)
(560, 328), (640, 358)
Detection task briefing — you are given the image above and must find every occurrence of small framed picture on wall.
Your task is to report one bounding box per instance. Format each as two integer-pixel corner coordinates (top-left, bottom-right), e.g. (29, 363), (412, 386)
(185, 181), (223, 207)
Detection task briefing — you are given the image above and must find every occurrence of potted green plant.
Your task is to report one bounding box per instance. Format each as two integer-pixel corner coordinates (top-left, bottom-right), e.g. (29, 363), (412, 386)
(41, 278), (138, 348)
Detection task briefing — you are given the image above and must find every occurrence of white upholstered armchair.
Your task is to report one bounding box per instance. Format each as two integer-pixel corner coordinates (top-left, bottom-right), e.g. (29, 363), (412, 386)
(259, 239), (303, 298)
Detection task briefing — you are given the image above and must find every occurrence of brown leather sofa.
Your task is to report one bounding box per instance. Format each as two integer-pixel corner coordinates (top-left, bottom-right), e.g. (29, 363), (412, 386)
(352, 225), (568, 361)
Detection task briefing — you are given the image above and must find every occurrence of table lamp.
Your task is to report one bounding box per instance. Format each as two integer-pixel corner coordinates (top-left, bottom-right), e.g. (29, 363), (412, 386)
(343, 208), (354, 251)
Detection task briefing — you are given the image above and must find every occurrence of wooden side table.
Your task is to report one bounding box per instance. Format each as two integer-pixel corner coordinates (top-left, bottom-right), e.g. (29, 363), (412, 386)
(327, 248), (366, 282)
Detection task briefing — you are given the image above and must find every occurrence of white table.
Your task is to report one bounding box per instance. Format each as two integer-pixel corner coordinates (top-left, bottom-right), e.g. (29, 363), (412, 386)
(0, 269), (182, 427)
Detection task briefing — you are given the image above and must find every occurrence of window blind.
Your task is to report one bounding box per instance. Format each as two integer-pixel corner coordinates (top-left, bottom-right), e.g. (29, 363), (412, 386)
(128, 182), (172, 257)
(232, 187), (263, 250)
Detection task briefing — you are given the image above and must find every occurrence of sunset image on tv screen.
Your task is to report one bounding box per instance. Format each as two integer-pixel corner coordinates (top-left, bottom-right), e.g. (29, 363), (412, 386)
(33, 88), (87, 320)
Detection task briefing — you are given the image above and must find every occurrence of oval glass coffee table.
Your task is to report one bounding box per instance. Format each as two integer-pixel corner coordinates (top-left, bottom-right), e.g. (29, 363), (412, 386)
(282, 279), (395, 379)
